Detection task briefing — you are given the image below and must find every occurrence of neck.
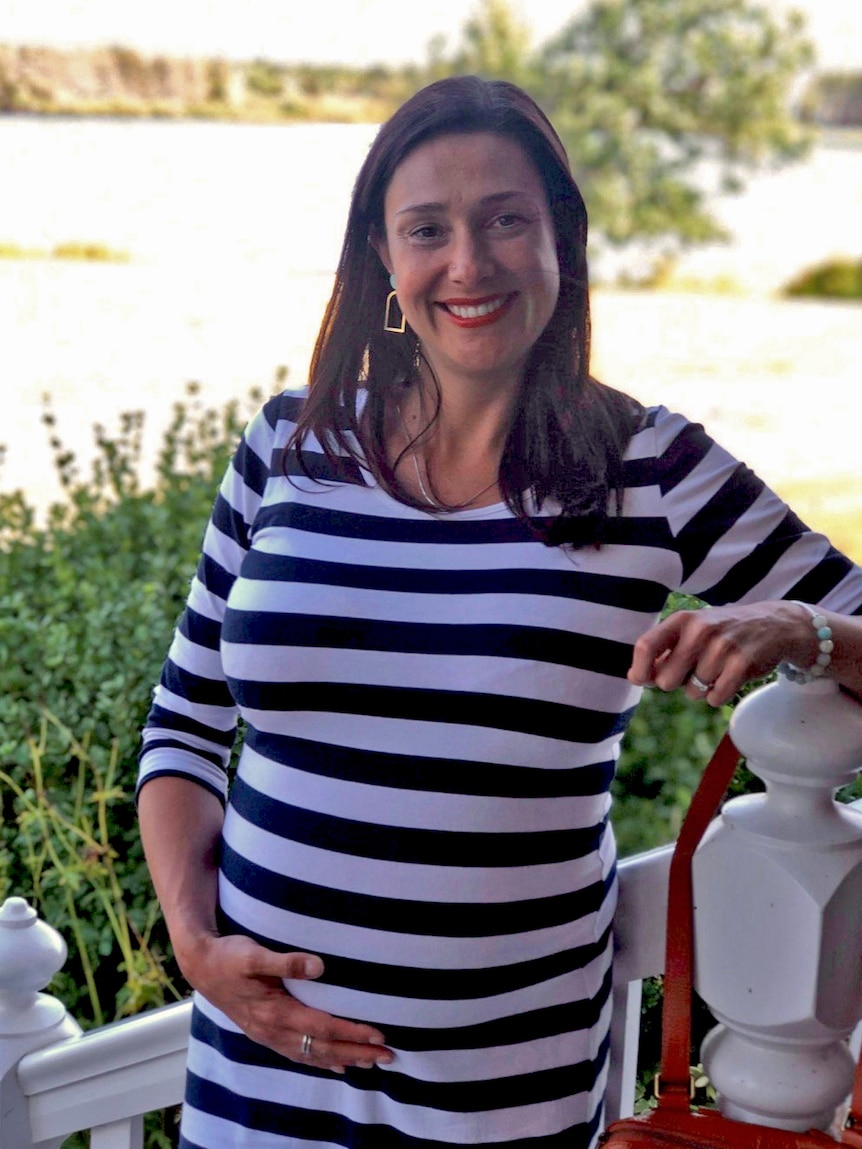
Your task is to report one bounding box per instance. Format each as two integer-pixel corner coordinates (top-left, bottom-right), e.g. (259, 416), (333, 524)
(409, 360), (517, 457)
(391, 371), (513, 511)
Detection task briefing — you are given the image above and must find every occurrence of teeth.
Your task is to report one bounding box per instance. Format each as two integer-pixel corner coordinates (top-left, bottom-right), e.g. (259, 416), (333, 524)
(447, 297), (507, 319)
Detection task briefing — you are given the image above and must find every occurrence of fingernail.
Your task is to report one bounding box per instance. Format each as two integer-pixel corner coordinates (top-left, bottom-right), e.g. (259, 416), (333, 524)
(331, 1066), (345, 1075)
(369, 1035), (386, 1045)
(303, 957), (323, 977)
(356, 1060), (374, 1069)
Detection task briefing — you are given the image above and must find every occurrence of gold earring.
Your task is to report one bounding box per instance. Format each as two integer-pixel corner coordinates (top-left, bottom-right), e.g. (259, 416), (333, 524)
(384, 274), (406, 334)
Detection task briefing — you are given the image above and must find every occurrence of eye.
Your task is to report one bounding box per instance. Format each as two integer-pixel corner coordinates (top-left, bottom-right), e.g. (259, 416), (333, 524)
(495, 213), (522, 228)
(408, 223), (444, 242)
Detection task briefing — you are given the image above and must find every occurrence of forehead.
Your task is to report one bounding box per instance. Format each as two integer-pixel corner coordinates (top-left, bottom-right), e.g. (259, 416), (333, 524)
(384, 132), (547, 211)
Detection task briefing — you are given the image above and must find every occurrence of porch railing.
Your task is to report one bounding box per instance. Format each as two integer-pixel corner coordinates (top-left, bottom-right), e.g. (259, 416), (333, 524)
(2, 676), (862, 1148)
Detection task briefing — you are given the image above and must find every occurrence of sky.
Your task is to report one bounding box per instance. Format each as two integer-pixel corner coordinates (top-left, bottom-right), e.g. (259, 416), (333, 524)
(2, 0), (861, 71)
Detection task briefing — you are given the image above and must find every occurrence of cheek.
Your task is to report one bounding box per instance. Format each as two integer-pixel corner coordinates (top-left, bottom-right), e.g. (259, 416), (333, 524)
(530, 237), (560, 294)
(539, 255), (561, 310)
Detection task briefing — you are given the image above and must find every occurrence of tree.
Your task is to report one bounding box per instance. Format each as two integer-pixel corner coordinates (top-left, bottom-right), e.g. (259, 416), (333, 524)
(451, 0), (533, 84)
(429, 0), (814, 251)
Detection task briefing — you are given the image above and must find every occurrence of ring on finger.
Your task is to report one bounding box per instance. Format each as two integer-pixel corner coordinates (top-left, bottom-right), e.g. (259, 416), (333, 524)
(300, 1033), (314, 1058)
(689, 673), (713, 693)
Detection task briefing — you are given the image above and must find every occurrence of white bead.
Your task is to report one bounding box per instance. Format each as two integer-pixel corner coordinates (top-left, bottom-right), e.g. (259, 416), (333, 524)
(780, 601), (833, 685)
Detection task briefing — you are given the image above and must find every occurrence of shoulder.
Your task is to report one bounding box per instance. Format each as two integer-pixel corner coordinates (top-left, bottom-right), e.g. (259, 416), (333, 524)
(626, 405), (698, 454)
(273, 386), (368, 487)
(259, 388), (308, 433)
(240, 388), (307, 457)
(625, 405), (726, 465)
(623, 405), (749, 502)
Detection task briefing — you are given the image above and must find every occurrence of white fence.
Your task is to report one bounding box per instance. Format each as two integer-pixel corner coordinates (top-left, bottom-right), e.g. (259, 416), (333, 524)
(3, 676), (862, 1147)
(1, 846), (670, 1149)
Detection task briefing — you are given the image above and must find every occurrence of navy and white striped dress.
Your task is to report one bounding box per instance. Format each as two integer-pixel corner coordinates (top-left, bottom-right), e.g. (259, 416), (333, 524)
(138, 390), (862, 1149)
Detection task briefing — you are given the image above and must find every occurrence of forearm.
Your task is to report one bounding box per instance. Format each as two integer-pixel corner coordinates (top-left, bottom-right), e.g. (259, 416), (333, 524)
(137, 773), (393, 1071)
(138, 775), (225, 974)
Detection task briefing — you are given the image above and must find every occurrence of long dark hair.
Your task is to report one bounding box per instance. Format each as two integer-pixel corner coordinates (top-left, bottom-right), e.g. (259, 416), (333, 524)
(290, 74), (642, 546)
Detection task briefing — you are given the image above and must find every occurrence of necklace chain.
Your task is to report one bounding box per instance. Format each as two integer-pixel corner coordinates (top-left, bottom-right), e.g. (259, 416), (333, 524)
(396, 404), (497, 511)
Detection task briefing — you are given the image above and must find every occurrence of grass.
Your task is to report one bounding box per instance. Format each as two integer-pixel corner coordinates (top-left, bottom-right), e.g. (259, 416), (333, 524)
(11, 93), (391, 125)
(0, 241), (130, 263)
(773, 474), (862, 565)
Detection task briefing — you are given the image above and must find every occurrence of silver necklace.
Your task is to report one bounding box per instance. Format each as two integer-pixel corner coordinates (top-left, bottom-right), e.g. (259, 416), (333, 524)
(396, 404), (498, 510)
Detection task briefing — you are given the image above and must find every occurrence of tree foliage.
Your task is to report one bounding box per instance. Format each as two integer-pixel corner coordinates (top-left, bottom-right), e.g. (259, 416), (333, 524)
(0, 384), (262, 1029)
(428, 0), (814, 249)
(426, 0), (533, 84)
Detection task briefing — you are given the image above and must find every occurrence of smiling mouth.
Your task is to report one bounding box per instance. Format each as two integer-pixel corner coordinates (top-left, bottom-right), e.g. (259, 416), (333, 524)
(439, 294), (516, 325)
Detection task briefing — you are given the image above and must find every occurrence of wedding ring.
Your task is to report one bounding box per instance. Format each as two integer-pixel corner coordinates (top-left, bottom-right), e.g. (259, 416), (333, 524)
(689, 673), (712, 693)
(300, 1033), (314, 1057)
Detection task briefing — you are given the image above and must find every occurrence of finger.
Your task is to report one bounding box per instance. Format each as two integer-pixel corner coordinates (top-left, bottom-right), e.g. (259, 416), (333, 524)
(295, 1031), (394, 1072)
(634, 608), (713, 686)
(284, 996), (388, 1049)
(628, 620), (681, 685)
(699, 655), (749, 708)
(652, 613), (733, 692)
(684, 644), (749, 706)
(238, 992), (390, 1069)
(683, 671), (715, 702)
(247, 947), (325, 982)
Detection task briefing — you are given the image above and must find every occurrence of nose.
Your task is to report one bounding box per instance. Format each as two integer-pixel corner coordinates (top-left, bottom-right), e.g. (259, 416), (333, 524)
(449, 226), (492, 285)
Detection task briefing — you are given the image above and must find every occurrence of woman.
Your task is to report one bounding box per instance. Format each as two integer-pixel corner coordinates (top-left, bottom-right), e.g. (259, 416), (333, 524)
(138, 76), (862, 1148)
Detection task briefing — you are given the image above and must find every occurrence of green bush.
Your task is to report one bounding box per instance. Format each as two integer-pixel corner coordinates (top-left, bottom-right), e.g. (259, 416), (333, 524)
(0, 382), (262, 1028)
(614, 683), (733, 856)
(783, 257), (862, 300)
(613, 590), (763, 857)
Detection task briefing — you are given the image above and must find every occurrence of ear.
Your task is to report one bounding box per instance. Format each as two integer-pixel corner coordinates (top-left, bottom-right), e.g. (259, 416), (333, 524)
(369, 227), (393, 276)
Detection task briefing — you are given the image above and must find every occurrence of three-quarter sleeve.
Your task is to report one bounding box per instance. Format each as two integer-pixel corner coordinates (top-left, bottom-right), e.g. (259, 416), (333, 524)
(137, 398), (281, 803)
(650, 407), (862, 614)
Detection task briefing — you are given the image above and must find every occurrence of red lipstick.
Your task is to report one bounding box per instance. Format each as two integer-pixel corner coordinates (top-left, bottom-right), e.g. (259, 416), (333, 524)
(438, 293), (516, 328)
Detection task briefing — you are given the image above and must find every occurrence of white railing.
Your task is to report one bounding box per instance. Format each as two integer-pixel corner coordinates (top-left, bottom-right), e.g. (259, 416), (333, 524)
(18, 1000), (191, 1149)
(2, 676), (862, 1148)
(2, 849), (669, 1148)
(606, 842), (673, 1123)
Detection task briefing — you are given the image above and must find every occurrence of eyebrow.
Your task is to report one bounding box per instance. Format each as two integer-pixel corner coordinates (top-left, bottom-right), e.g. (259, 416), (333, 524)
(395, 190), (536, 216)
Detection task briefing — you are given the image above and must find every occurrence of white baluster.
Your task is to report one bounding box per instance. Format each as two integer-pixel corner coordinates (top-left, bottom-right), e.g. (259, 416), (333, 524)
(0, 897), (80, 1149)
(694, 676), (862, 1131)
(91, 1117), (144, 1149)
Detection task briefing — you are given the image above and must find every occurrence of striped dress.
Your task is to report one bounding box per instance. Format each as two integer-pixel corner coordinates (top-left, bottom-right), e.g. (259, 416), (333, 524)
(138, 390), (862, 1149)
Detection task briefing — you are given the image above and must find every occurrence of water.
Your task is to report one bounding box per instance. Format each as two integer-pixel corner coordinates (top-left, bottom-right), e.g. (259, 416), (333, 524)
(0, 117), (379, 270)
(672, 132), (862, 294)
(1, 116), (860, 521)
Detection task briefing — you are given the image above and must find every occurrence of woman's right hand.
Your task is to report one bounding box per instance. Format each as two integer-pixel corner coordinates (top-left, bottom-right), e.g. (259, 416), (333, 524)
(177, 932), (393, 1074)
(138, 778), (392, 1075)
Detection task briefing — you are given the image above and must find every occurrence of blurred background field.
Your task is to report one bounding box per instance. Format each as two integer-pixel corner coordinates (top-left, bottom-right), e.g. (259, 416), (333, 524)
(2, 112), (859, 558)
(590, 290), (862, 563)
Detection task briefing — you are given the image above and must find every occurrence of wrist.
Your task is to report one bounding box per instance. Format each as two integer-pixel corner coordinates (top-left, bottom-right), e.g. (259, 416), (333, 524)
(167, 917), (221, 981)
(779, 602), (834, 684)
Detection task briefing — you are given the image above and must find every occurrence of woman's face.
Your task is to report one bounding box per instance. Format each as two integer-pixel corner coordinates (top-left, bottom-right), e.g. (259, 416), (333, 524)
(374, 131), (560, 394)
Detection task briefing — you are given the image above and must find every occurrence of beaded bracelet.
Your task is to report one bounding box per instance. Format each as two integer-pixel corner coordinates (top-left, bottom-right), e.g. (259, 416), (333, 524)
(778, 601), (834, 684)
